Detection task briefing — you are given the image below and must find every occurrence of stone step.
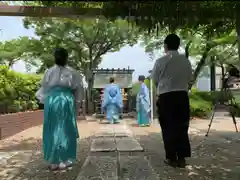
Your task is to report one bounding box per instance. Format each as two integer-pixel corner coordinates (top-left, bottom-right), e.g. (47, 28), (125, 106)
(95, 126), (115, 137)
(76, 156), (118, 180)
(92, 123), (143, 152)
(114, 126), (133, 137)
(76, 155), (158, 180)
(119, 156), (159, 180)
(91, 136), (144, 152)
(91, 137), (116, 152)
(95, 124), (133, 137)
(116, 137), (144, 152)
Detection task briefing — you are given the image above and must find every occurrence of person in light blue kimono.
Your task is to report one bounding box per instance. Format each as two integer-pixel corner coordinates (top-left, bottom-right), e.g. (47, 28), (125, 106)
(101, 77), (123, 123)
(136, 75), (151, 127)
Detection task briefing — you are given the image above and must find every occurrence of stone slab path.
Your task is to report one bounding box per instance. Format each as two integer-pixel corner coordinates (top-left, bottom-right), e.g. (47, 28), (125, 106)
(90, 123), (142, 152)
(77, 122), (159, 180)
(91, 138), (116, 152)
(116, 137), (143, 152)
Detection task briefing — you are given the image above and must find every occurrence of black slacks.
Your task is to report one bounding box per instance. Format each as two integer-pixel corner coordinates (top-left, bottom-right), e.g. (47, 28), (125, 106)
(157, 91), (191, 161)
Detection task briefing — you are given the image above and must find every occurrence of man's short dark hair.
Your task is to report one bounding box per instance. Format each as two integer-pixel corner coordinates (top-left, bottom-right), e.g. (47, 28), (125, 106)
(54, 47), (68, 66)
(109, 77), (114, 83)
(164, 34), (180, 51)
(138, 75), (145, 82)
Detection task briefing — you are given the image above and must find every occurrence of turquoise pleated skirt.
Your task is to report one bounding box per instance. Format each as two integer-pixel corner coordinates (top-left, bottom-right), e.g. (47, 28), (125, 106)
(137, 105), (150, 126)
(43, 87), (79, 164)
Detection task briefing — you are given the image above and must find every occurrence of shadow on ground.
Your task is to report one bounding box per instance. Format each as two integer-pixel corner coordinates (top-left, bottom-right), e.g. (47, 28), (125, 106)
(0, 119), (99, 180)
(0, 119), (240, 180)
(126, 120), (240, 180)
(0, 136), (92, 180)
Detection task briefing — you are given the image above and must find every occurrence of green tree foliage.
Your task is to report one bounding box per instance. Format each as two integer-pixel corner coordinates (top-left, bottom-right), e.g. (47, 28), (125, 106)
(0, 37), (37, 68)
(36, 1), (238, 30)
(23, 18), (139, 74)
(23, 16), (140, 112)
(0, 66), (41, 114)
(185, 23), (236, 88)
(34, 1), (240, 70)
(141, 22), (237, 89)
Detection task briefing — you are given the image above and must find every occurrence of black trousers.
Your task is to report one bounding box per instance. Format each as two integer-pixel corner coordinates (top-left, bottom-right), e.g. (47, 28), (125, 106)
(157, 91), (191, 161)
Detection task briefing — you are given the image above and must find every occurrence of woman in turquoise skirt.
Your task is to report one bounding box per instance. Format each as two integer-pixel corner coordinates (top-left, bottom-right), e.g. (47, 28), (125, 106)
(136, 75), (151, 127)
(36, 48), (83, 171)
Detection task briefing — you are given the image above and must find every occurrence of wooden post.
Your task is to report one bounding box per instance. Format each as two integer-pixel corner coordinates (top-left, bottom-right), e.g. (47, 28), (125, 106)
(210, 56), (216, 91)
(150, 78), (154, 125)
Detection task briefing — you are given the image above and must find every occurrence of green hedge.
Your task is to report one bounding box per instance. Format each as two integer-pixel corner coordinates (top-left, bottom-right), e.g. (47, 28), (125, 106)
(2, 66), (239, 119)
(132, 83), (216, 118)
(189, 88), (240, 118)
(189, 89), (215, 117)
(0, 66), (41, 114)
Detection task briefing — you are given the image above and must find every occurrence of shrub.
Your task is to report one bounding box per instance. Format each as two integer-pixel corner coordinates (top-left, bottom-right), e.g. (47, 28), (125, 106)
(189, 91), (213, 118)
(131, 85), (216, 118)
(0, 66), (41, 114)
(190, 88), (240, 118)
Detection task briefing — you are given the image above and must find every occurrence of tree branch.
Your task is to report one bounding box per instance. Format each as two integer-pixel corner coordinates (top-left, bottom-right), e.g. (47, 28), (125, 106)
(185, 40), (192, 58)
(92, 42), (113, 63)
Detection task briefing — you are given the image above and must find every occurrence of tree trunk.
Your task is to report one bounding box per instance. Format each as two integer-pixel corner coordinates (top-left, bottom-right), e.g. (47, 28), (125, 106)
(220, 64), (225, 90)
(189, 45), (211, 89)
(87, 79), (93, 114)
(86, 49), (93, 114)
(236, 3), (240, 67)
(6, 59), (14, 69)
(185, 41), (192, 59)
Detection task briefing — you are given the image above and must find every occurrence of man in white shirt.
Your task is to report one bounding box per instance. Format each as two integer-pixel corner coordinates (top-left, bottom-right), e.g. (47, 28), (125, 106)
(151, 34), (192, 168)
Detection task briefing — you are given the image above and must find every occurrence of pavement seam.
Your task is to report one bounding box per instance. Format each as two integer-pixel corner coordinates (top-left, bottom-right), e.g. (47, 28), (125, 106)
(80, 122), (145, 179)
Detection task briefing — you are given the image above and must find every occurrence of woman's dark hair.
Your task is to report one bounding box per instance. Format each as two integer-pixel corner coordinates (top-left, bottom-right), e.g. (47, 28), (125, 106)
(54, 47), (68, 66)
(164, 34), (180, 51)
(138, 75), (145, 82)
(109, 77), (115, 83)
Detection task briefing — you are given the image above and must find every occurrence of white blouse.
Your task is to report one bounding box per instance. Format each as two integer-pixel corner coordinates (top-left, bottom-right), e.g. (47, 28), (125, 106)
(36, 65), (84, 103)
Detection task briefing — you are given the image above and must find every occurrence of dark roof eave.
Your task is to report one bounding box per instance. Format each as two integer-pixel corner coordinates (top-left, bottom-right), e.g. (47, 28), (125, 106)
(0, 5), (236, 20)
(0, 5), (103, 18)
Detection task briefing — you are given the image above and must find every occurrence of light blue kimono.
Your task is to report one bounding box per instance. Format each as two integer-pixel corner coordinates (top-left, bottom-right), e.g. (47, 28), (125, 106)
(101, 83), (123, 123)
(136, 83), (151, 126)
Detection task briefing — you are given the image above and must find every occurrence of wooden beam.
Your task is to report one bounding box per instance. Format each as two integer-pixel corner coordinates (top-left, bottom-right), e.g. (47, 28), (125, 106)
(0, 5), (103, 18)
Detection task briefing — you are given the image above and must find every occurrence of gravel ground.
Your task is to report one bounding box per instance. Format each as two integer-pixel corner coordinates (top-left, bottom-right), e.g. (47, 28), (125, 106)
(0, 117), (240, 180)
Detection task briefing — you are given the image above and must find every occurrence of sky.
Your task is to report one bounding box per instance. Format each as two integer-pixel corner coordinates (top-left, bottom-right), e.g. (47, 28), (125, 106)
(0, 16), (156, 81)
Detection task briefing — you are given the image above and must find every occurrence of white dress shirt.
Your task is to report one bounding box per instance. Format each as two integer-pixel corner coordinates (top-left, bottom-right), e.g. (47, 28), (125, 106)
(151, 51), (192, 95)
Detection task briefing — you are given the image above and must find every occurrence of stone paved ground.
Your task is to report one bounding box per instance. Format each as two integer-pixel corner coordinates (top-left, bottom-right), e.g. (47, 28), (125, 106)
(0, 117), (98, 180)
(126, 117), (240, 180)
(0, 116), (240, 180)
